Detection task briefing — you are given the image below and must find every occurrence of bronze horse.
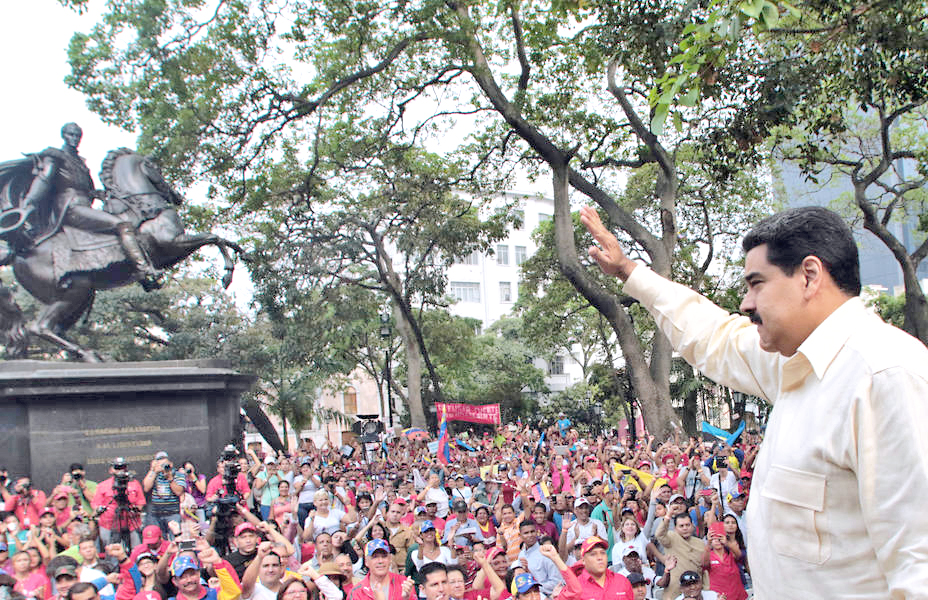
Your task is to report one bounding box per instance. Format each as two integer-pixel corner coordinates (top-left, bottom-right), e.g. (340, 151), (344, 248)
(0, 148), (245, 361)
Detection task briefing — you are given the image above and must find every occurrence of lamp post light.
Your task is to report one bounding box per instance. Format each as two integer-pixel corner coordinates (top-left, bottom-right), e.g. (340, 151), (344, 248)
(380, 310), (394, 429)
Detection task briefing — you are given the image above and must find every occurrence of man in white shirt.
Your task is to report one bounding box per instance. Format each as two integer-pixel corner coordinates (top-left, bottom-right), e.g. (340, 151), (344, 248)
(581, 205), (928, 598)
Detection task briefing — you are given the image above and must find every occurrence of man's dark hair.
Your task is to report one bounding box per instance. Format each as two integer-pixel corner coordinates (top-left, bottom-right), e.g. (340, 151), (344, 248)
(673, 511), (693, 526)
(419, 561), (448, 581)
(66, 582), (98, 600)
(742, 206), (860, 296)
(69, 464), (84, 472)
(446, 565), (466, 580)
(518, 520), (536, 532)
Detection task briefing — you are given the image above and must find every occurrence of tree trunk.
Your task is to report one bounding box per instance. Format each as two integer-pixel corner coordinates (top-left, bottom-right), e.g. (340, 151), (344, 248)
(394, 303), (426, 428)
(857, 183), (928, 346)
(549, 162), (680, 440)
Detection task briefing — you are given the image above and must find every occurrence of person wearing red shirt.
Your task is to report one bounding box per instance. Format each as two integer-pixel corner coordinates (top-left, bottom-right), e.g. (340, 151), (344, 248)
(544, 537), (634, 600)
(129, 526), (170, 564)
(2, 478), (47, 527)
(92, 458), (146, 547)
(205, 461), (250, 502)
(346, 540), (415, 600)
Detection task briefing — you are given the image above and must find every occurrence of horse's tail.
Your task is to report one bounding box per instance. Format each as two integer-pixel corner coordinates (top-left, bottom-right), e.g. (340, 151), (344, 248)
(0, 284), (28, 358)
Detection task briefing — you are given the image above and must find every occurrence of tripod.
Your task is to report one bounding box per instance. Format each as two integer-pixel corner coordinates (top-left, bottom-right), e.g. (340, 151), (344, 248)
(100, 490), (139, 549)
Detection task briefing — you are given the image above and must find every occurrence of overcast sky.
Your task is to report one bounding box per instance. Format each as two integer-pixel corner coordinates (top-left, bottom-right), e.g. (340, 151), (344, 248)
(0, 2), (138, 172)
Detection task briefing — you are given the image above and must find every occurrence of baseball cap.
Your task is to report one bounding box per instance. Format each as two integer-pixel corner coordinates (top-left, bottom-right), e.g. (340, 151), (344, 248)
(264, 455), (277, 465)
(112, 457), (128, 467)
(727, 491), (745, 502)
(452, 500), (467, 511)
(136, 552), (158, 564)
(668, 493), (686, 504)
(626, 572), (647, 586)
(621, 546), (640, 558)
(680, 571), (701, 585)
(580, 536), (608, 557)
(0, 543), (7, 552)
(415, 506), (427, 514)
(573, 497), (590, 508)
(511, 573), (540, 595)
(52, 564), (78, 579)
(420, 520), (436, 533)
(485, 547), (504, 561)
(366, 539), (391, 556)
(170, 555), (199, 577)
(133, 592), (162, 600)
(155, 451), (169, 460)
(53, 490), (69, 500)
(40, 507), (54, 517)
(234, 522), (257, 537)
(142, 525), (162, 543)
(662, 454), (676, 464)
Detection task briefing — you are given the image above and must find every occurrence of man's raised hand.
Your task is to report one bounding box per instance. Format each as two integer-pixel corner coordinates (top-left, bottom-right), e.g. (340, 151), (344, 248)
(578, 206), (636, 281)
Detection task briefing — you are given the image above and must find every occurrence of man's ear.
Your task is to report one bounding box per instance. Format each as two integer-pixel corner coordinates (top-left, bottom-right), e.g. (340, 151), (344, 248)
(799, 255), (826, 298)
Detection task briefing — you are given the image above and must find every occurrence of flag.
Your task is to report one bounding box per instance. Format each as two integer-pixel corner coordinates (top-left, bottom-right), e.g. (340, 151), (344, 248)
(531, 481), (550, 503)
(456, 439), (476, 452)
(437, 406), (450, 465)
(701, 421), (745, 447)
(533, 430), (546, 464)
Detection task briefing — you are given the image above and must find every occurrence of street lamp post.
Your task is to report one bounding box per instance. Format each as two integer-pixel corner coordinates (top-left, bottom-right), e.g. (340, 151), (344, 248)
(380, 310), (393, 429)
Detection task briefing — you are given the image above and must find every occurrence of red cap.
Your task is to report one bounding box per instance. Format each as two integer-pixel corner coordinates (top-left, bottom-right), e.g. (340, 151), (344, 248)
(133, 592), (161, 600)
(234, 522), (257, 537)
(661, 454), (675, 464)
(142, 525), (162, 544)
(485, 547), (504, 561)
(580, 536), (608, 557)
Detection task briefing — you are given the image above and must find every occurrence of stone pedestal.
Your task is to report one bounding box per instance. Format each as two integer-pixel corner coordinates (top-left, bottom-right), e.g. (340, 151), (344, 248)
(0, 359), (255, 491)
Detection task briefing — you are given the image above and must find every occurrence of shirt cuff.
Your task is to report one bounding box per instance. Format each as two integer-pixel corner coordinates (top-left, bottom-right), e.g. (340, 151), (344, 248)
(622, 265), (663, 308)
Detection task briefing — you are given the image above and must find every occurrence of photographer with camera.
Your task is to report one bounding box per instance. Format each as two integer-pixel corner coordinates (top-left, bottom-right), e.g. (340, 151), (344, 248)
(2, 476), (47, 526)
(143, 452), (186, 539)
(92, 458), (145, 547)
(56, 464), (98, 516)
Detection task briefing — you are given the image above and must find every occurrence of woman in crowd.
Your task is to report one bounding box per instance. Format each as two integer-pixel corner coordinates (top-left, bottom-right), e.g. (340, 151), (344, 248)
(411, 521), (455, 570)
(702, 522), (747, 600)
(10, 550), (49, 599)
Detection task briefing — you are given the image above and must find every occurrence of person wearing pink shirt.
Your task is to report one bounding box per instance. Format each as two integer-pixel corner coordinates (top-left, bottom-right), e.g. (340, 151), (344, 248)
(542, 537), (634, 600)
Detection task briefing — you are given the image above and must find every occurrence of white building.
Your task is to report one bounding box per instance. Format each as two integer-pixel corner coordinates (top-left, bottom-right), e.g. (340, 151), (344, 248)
(443, 191), (585, 393)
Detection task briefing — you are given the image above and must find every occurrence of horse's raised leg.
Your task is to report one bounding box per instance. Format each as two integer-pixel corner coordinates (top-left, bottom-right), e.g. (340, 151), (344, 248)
(27, 276), (102, 362)
(153, 232), (243, 289)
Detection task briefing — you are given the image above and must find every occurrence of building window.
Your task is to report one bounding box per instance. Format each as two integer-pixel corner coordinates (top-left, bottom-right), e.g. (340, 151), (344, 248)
(515, 245), (527, 265)
(455, 251), (480, 265)
(344, 386), (357, 414)
(450, 281), (481, 303)
(497, 244), (509, 265)
(538, 213), (552, 223)
(549, 355), (564, 375)
(500, 282), (512, 302)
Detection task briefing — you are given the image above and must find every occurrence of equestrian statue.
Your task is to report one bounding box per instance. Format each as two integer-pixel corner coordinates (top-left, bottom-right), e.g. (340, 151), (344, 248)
(0, 122), (245, 361)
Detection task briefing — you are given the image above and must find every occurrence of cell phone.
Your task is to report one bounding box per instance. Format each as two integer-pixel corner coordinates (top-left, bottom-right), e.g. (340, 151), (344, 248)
(699, 489), (713, 497)
(621, 469), (631, 475)
(178, 539), (196, 551)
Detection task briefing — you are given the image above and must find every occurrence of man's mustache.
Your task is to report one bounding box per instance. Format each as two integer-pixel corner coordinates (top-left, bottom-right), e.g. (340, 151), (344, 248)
(748, 312), (763, 325)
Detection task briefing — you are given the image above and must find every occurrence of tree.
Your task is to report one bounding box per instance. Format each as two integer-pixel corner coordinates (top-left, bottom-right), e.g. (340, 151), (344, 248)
(64, 0), (776, 437)
(247, 139), (513, 428)
(654, 0), (928, 344)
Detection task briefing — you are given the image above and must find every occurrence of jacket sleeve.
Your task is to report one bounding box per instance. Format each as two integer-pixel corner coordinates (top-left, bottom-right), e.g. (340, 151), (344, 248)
(555, 568), (581, 600)
(623, 266), (779, 402)
(212, 559), (243, 600)
(313, 576), (343, 600)
(115, 561), (141, 600)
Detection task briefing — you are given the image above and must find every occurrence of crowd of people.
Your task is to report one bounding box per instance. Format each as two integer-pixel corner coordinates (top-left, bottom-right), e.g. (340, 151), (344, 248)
(0, 421), (760, 600)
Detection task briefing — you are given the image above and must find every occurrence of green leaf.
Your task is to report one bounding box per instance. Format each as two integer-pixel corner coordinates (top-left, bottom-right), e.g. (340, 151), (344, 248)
(738, 0), (765, 19)
(759, 3), (779, 28)
(680, 86), (700, 107)
(651, 103), (670, 135)
(673, 110), (683, 132)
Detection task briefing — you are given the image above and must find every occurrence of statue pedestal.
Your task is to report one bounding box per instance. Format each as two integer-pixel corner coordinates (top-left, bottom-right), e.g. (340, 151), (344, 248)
(0, 359), (255, 490)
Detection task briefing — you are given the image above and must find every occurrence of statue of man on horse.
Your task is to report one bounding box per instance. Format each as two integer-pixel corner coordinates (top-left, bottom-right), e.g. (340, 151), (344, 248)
(0, 123), (244, 361)
(0, 122), (162, 289)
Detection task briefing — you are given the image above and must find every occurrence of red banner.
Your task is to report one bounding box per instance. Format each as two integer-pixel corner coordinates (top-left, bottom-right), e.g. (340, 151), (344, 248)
(436, 402), (501, 425)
